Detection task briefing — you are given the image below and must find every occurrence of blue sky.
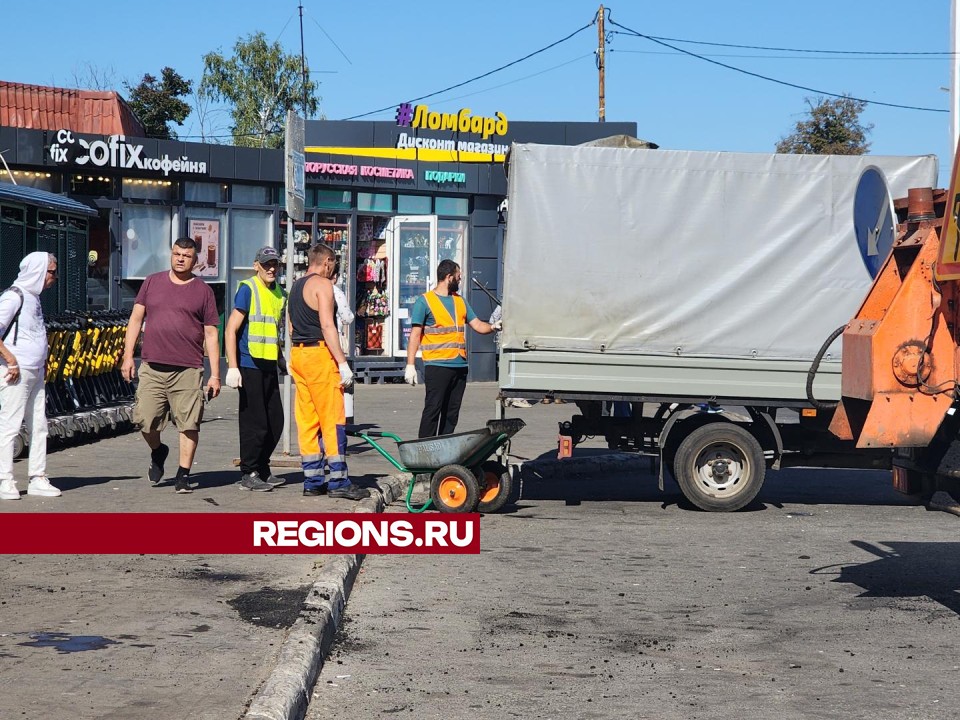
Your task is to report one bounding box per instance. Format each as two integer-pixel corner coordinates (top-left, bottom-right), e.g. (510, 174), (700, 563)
(2, 0), (956, 184)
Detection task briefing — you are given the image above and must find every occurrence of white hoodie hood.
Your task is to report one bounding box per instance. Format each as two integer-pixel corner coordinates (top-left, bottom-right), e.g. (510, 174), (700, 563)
(1, 251), (50, 370)
(13, 252), (50, 297)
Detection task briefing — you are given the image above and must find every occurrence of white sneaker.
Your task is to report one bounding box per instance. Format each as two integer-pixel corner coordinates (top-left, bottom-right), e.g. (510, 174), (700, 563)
(0, 479), (20, 500)
(508, 398), (533, 408)
(27, 477), (61, 498)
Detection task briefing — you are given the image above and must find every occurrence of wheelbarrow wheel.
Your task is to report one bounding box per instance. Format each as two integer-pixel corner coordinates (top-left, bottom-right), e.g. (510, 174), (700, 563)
(430, 464), (479, 513)
(475, 460), (512, 514)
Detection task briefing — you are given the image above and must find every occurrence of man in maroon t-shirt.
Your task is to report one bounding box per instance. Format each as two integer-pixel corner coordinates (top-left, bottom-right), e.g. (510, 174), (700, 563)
(121, 238), (221, 494)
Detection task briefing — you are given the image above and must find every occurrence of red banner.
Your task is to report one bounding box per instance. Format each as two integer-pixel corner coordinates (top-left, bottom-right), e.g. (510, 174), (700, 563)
(0, 513), (480, 554)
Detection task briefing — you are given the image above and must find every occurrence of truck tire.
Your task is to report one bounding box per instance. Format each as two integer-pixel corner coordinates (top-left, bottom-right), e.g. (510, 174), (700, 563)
(673, 423), (765, 512)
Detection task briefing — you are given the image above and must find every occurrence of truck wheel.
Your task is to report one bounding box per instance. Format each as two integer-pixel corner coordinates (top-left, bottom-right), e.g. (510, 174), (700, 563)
(431, 465), (479, 513)
(673, 423), (765, 512)
(474, 461), (512, 514)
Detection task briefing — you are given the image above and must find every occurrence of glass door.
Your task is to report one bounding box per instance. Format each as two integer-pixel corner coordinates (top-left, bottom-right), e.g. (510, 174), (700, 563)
(392, 215), (437, 357)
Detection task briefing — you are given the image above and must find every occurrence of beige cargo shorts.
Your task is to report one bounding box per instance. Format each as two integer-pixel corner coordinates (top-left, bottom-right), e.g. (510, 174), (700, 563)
(132, 362), (204, 433)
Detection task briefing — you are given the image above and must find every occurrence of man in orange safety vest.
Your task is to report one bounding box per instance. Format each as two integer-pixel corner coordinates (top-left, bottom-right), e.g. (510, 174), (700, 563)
(404, 259), (499, 438)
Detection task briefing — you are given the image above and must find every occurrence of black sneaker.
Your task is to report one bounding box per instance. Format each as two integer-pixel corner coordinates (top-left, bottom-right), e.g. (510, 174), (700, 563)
(239, 472), (273, 492)
(174, 471), (193, 494)
(263, 474), (286, 488)
(328, 485), (371, 501)
(302, 486), (327, 497)
(148, 443), (169, 486)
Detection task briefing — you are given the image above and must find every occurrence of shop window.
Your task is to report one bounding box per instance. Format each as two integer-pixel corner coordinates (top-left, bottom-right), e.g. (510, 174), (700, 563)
(398, 194), (432, 215)
(186, 182), (228, 203)
(86, 214), (110, 310)
(6, 171), (58, 192)
(315, 189), (352, 210)
(438, 219), (467, 266)
(435, 196), (469, 217)
(231, 208), (274, 269)
(232, 184), (271, 205)
(120, 278), (142, 311)
(70, 174), (115, 196)
(122, 178), (177, 201)
(121, 204), (173, 278)
(357, 192), (393, 213)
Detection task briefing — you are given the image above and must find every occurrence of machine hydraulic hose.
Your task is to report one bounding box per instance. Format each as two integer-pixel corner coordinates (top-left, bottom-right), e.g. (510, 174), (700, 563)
(807, 325), (846, 411)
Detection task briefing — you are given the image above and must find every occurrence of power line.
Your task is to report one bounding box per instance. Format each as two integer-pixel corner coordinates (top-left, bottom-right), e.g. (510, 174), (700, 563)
(607, 18), (948, 113)
(306, 13), (352, 65)
(610, 48), (949, 62)
(273, 14), (295, 45)
(340, 20), (596, 120)
(634, 33), (956, 57)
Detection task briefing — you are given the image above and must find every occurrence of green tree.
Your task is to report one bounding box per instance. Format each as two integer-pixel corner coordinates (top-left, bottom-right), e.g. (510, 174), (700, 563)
(125, 68), (193, 140)
(200, 32), (319, 148)
(776, 96), (872, 155)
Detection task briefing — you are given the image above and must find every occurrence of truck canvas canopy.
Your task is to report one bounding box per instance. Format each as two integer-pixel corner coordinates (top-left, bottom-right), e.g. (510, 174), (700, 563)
(502, 144), (937, 364)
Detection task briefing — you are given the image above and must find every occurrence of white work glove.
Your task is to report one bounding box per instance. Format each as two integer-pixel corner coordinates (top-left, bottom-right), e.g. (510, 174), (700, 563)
(338, 362), (354, 388)
(404, 364), (419, 386)
(225, 368), (242, 388)
(490, 320), (502, 332)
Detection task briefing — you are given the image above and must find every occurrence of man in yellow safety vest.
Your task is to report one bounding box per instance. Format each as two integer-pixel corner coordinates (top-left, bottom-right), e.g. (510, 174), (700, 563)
(404, 259), (499, 437)
(225, 246), (287, 491)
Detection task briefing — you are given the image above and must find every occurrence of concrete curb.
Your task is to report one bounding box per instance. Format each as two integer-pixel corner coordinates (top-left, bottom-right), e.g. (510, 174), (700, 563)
(243, 473), (409, 720)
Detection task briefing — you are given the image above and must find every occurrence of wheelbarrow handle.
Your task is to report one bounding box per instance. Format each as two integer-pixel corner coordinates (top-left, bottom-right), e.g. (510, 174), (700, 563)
(346, 428), (401, 441)
(347, 428), (409, 474)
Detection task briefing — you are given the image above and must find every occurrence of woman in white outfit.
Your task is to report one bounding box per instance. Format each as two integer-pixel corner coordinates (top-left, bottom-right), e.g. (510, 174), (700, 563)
(331, 266), (356, 422)
(0, 252), (60, 500)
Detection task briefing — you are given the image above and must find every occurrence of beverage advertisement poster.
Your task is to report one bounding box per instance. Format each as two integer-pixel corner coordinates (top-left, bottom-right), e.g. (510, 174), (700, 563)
(189, 219), (220, 277)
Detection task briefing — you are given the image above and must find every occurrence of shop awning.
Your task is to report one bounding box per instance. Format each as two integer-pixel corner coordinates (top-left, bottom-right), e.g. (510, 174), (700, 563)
(0, 183), (97, 217)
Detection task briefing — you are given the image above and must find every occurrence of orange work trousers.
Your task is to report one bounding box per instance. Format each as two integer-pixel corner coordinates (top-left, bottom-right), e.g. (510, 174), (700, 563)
(289, 344), (349, 491)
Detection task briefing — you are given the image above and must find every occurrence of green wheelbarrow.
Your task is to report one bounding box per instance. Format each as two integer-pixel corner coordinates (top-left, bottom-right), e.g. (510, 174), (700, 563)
(346, 419), (525, 514)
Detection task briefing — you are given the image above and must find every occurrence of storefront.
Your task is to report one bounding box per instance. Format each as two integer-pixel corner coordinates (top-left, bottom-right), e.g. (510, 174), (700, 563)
(0, 109), (635, 380)
(0, 126), (287, 342)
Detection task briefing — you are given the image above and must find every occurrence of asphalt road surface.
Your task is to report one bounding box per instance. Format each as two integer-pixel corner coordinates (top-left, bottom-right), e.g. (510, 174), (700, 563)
(2, 382), (958, 719)
(308, 465), (960, 720)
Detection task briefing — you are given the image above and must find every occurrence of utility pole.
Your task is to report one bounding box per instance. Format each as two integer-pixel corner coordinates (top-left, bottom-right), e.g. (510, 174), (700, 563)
(299, 2), (308, 119)
(597, 4), (606, 122)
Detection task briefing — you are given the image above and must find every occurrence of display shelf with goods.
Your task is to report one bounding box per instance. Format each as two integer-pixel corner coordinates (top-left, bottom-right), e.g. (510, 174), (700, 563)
(279, 226), (313, 284)
(355, 216), (392, 356)
(317, 216), (351, 299)
(395, 219), (434, 354)
(278, 211), (314, 285)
